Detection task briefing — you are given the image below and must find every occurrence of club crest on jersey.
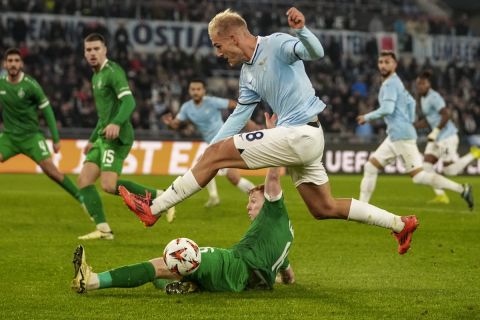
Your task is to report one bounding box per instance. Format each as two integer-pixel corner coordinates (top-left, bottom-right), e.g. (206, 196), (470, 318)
(96, 79), (103, 89)
(17, 88), (25, 98)
(0, 90), (6, 95)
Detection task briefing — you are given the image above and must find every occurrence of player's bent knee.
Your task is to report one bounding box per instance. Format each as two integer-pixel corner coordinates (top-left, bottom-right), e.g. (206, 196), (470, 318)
(442, 165), (457, 176)
(411, 170), (431, 185)
(100, 180), (117, 194)
(310, 202), (338, 220)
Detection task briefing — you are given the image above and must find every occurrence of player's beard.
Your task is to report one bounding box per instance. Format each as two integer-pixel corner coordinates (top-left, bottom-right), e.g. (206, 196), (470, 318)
(8, 68), (21, 78)
(380, 69), (392, 79)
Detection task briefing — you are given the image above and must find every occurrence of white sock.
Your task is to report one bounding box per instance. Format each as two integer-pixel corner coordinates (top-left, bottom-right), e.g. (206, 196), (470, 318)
(206, 178), (219, 198)
(443, 153), (474, 176)
(87, 272), (100, 290)
(412, 170), (463, 193)
(348, 199), (405, 232)
(150, 170), (202, 215)
(96, 223), (111, 233)
(236, 178), (255, 193)
(359, 162), (378, 203)
(423, 162), (446, 196)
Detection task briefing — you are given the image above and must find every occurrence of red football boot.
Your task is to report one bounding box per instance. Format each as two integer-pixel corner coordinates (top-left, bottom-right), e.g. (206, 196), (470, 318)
(118, 186), (159, 227)
(392, 215), (419, 255)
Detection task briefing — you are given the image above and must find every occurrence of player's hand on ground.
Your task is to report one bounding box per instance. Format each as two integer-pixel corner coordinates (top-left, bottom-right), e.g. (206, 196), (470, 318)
(286, 7), (305, 29)
(53, 142), (61, 153)
(83, 142), (93, 155)
(356, 115), (366, 125)
(276, 267), (295, 284)
(264, 112), (278, 129)
(103, 124), (120, 140)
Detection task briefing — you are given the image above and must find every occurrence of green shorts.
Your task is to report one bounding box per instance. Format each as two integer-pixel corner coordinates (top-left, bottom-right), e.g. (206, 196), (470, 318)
(0, 132), (51, 163)
(85, 138), (132, 174)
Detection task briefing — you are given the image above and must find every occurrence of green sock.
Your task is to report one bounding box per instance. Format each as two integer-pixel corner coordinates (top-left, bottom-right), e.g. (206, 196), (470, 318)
(116, 179), (158, 198)
(55, 175), (82, 203)
(79, 185), (106, 224)
(99, 262), (156, 288)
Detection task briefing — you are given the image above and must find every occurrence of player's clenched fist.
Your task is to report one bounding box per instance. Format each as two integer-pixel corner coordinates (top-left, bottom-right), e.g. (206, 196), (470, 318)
(286, 7), (305, 29)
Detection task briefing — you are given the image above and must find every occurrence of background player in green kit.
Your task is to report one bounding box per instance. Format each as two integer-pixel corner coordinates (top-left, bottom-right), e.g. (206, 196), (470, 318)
(0, 48), (82, 204)
(77, 33), (173, 240)
(71, 165), (295, 294)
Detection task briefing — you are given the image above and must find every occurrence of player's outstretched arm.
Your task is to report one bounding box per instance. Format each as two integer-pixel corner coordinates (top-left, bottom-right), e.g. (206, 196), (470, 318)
(264, 112), (282, 199)
(162, 113), (183, 129)
(210, 103), (256, 144)
(285, 7), (324, 61)
(41, 104), (60, 152)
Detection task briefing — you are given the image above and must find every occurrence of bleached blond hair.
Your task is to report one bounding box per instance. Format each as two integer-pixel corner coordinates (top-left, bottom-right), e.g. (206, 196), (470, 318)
(208, 9), (248, 37)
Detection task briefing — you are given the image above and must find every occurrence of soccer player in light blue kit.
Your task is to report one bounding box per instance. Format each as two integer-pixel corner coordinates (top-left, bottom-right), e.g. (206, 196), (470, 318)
(162, 79), (255, 208)
(415, 70), (480, 204)
(122, 8), (420, 255)
(357, 52), (473, 210)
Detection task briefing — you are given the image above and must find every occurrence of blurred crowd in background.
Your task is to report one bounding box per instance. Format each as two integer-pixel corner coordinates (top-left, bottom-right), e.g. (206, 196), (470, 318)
(1, 0), (479, 142)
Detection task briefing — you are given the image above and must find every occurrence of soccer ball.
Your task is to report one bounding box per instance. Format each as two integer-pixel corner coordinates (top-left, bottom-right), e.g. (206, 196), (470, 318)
(163, 238), (201, 276)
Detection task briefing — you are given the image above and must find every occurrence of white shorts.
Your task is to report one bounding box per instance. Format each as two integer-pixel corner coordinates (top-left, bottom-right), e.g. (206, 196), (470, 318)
(233, 125), (329, 187)
(424, 134), (459, 163)
(371, 137), (423, 173)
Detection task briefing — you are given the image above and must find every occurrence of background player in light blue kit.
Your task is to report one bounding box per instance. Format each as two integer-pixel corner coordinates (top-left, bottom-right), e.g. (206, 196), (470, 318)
(162, 79), (256, 208)
(357, 51), (473, 210)
(122, 8), (421, 255)
(415, 70), (480, 204)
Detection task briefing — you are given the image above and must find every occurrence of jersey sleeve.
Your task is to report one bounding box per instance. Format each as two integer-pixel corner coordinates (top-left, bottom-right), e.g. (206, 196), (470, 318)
(176, 103), (189, 122)
(208, 96), (229, 110)
(431, 92), (446, 112)
(275, 28), (324, 64)
(30, 79), (50, 109)
(263, 195), (287, 218)
(110, 66), (132, 99)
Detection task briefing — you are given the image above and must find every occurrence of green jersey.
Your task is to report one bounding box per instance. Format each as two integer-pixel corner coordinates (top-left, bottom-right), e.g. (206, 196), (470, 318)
(184, 247), (250, 292)
(232, 195), (294, 289)
(91, 59), (134, 144)
(185, 195), (294, 292)
(0, 73), (49, 138)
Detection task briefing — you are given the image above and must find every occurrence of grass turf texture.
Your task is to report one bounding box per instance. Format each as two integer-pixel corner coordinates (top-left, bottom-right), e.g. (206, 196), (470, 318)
(0, 173), (479, 320)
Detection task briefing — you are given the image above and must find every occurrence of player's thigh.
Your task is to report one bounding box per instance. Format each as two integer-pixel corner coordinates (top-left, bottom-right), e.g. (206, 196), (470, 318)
(288, 156), (328, 188)
(370, 137), (396, 168)
(392, 140), (423, 173)
(0, 133), (20, 162)
(99, 141), (131, 175)
(79, 141), (103, 186)
(20, 133), (51, 163)
(296, 181), (342, 218)
(233, 126), (324, 169)
(198, 137), (247, 169)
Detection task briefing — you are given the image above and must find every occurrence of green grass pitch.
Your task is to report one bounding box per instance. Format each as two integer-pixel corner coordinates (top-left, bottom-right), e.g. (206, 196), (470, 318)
(0, 173), (479, 319)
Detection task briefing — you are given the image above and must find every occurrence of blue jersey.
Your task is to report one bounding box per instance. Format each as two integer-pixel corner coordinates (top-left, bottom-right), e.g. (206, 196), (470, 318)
(211, 27), (326, 143)
(177, 96), (229, 143)
(365, 73), (417, 141)
(421, 88), (457, 141)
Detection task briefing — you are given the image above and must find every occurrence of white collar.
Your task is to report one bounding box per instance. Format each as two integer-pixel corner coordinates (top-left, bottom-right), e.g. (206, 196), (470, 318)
(246, 37), (261, 65)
